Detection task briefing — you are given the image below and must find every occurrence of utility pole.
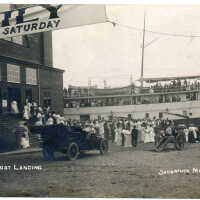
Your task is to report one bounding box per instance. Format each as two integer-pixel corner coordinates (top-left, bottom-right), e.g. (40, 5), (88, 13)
(88, 78), (91, 103)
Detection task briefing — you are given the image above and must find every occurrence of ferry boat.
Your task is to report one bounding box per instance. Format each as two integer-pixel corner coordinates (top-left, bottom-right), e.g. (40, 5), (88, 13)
(63, 75), (200, 121)
(64, 12), (200, 122)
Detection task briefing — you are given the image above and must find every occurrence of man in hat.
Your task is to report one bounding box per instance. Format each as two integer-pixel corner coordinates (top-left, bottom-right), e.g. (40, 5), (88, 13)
(131, 125), (138, 147)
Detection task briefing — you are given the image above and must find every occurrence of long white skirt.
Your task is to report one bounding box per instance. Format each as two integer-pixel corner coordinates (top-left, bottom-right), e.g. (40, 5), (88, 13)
(124, 134), (132, 147)
(144, 133), (151, 143)
(149, 131), (155, 143)
(114, 131), (118, 143)
(140, 130), (145, 142)
(117, 133), (122, 146)
(185, 131), (189, 142)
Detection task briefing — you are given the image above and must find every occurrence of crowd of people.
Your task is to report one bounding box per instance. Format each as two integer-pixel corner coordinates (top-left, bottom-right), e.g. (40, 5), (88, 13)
(10, 98), (200, 150)
(10, 99), (65, 149)
(64, 81), (200, 109)
(65, 117), (200, 148)
(64, 79), (200, 99)
(150, 79), (200, 93)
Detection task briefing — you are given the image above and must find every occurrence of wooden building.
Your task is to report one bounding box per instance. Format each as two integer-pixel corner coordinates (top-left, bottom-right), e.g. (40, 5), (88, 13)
(0, 5), (64, 114)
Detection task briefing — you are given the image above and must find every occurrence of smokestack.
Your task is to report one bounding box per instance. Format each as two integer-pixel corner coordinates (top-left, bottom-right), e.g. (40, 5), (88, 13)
(130, 73), (133, 85)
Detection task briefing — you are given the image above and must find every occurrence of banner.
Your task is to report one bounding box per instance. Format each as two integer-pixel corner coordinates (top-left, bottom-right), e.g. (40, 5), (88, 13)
(0, 4), (107, 39)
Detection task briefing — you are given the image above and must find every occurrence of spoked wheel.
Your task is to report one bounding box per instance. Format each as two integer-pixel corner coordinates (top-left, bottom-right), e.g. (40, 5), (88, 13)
(154, 136), (161, 149)
(175, 136), (185, 150)
(99, 140), (108, 155)
(43, 146), (55, 160)
(155, 138), (166, 152)
(155, 144), (165, 152)
(66, 142), (79, 161)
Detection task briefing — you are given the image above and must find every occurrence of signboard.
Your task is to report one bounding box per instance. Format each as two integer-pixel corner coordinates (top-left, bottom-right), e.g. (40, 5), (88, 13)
(0, 4), (107, 39)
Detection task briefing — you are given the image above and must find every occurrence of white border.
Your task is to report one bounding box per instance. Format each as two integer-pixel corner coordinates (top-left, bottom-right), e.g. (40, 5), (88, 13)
(1, 0), (200, 5)
(0, 1), (199, 200)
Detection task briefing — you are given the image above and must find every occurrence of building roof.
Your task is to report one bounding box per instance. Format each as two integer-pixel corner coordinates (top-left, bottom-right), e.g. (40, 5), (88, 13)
(0, 55), (65, 73)
(137, 75), (200, 83)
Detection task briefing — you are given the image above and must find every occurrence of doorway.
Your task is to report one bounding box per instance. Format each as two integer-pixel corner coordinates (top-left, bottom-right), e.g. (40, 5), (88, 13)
(0, 87), (2, 113)
(7, 87), (21, 112)
(26, 88), (32, 103)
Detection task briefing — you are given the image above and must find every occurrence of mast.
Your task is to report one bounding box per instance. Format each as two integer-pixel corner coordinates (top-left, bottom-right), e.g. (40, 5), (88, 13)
(88, 78), (91, 103)
(140, 8), (146, 88)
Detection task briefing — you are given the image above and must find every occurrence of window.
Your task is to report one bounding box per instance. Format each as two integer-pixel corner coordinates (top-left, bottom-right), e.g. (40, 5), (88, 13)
(186, 93), (190, 101)
(183, 110), (187, 116)
(128, 114), (132, 119)
(26, 68), (37, 85)
(159, 112), (163, 119)
(7, 64), (20, 83)
(98, 115), (101, 120)
(43, 90), (51, 107)
(43, 99), (51, 107)
(145, 113), (150, 118)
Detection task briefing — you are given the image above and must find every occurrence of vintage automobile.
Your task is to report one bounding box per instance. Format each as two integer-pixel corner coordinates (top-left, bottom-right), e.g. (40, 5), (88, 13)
(30, 124), (109, 161)
(154, 124), (186, 152)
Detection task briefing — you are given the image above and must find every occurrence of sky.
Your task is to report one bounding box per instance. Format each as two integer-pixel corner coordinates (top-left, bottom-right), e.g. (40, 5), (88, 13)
(52, 5), (200, 88)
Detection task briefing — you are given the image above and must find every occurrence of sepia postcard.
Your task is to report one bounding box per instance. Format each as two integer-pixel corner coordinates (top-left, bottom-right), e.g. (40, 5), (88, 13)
(0, 1), (200, 198)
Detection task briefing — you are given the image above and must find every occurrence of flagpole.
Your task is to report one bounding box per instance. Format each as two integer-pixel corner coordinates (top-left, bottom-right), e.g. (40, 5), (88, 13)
(140, 7), (146, 88)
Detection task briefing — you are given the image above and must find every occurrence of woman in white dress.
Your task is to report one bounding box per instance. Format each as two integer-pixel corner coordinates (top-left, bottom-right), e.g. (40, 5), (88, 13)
(184, 127), (189, 143)
(34, 112), (43, 141)
(115, 123), (122, 146)
(144, 125), (151, 143)
(99, 121), (105, 139)
(35, 112), (43, 126)
(23, 104), (30, 120)
(123, 123), (132, 147)
(11, 100), (19, 114)
(15, 121), (30, 149)
(20, 123), (30, 149)
(148, 124), (155, 143)
(46, 116), (54, 125)
(140, 123), (146, 143)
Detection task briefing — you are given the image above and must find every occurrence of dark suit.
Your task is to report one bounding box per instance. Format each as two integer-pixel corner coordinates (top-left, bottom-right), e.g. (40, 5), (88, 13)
(131, 128), (138, 147)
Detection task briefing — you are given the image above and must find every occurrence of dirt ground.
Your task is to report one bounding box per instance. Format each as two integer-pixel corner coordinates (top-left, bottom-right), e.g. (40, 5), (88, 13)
(0, 142), (200, 198)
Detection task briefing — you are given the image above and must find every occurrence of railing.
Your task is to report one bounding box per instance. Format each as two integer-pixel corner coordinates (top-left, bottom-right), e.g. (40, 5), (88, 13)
(65, 96), (198, 109)
(64, 85), (200, 98)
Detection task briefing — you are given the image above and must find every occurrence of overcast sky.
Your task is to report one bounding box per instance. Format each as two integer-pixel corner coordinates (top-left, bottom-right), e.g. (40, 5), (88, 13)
(52, 5), (200, 88)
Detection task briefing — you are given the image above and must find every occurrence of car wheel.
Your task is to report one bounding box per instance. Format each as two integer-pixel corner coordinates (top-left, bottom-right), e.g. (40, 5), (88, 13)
(175, 138), (184, 150)
(99, 140), (108, 155)
(66, 142), (79, 161)
(155, 144), (164, 152)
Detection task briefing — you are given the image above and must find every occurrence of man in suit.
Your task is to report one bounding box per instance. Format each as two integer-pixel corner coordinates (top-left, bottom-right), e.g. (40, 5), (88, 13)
(131, 125), (138, 147)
